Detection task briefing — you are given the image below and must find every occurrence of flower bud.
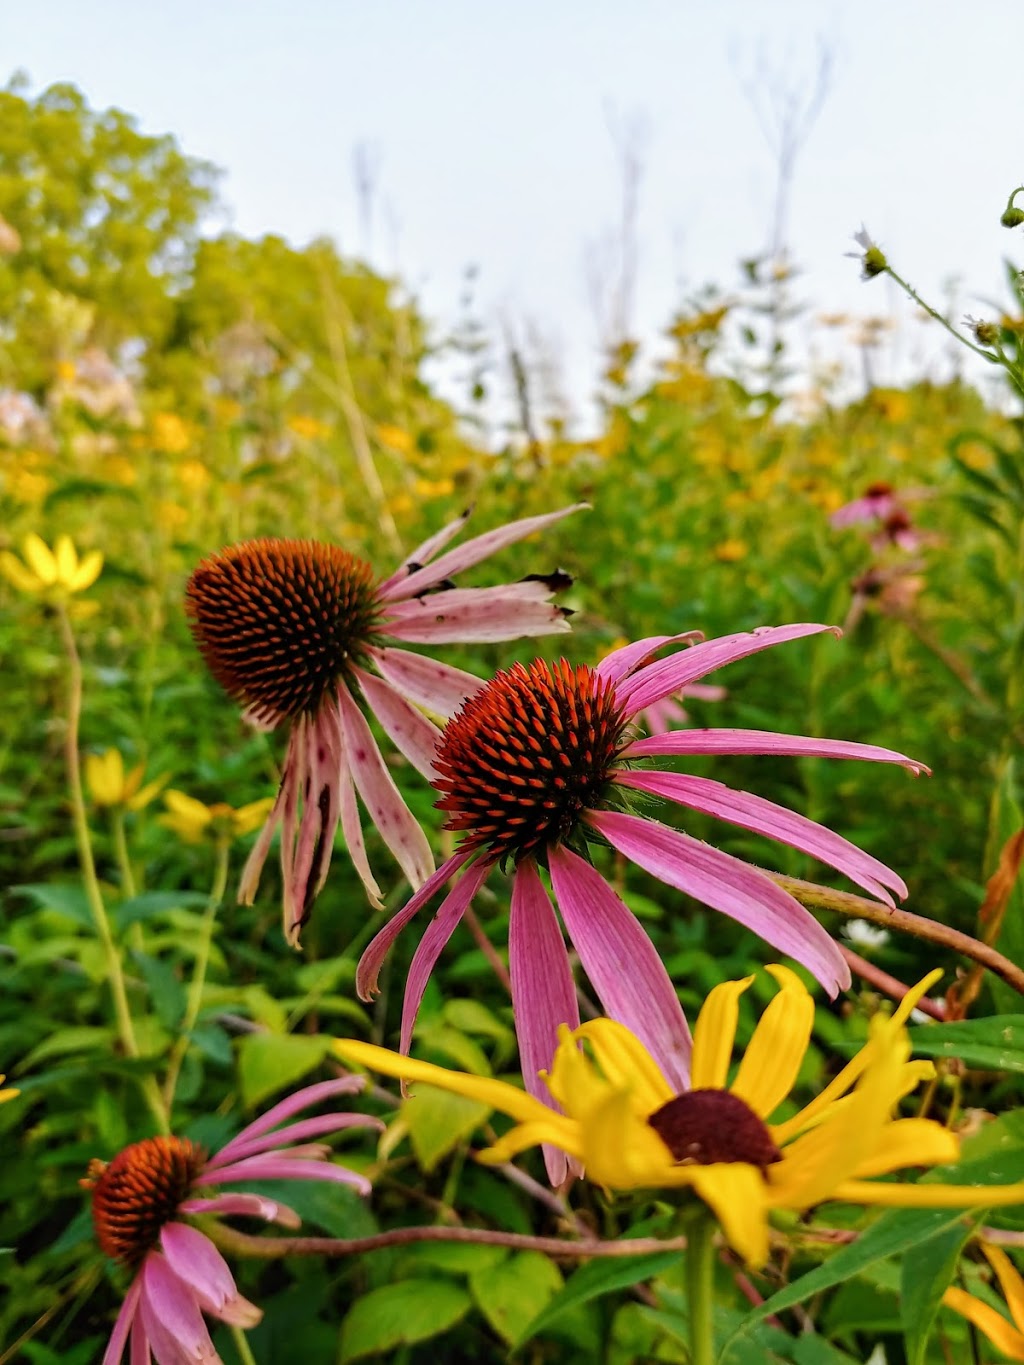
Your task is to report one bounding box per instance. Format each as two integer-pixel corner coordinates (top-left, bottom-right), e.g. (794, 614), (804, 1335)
(1000, 206), (1024, 229)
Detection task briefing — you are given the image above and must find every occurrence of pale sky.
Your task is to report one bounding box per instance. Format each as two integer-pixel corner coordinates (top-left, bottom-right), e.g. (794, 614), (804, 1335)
(3, 1), (1023, 430)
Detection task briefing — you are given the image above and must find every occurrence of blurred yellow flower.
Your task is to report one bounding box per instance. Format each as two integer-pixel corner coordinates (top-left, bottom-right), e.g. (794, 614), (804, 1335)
(287, 413), (330, 441)
(100, 455), (137, 487)
(413, 477), (455, 500)
(151, 412), (192, 455)
(0, 533), (103, 598)
(4, 467), (53, 504)
(944, 1243), (1024, 1360)
(376, 423), (414, 455)
(155, 501), (189, 531)
(85, 749), (169, 812)
(714, 538), (749, 562)
(159, 790), (275, 845)
(0, 1073), (18, 1104)
(175, 460), (211, 493)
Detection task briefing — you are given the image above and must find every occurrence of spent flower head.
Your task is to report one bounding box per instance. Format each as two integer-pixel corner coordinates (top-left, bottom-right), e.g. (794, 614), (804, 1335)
(84, 1077), (381, 1365)
(356, 626), (926, 1180)
(0, 532), (102, 600)
(185, 505), (583, 943)
(338, 968), (1024, 1268)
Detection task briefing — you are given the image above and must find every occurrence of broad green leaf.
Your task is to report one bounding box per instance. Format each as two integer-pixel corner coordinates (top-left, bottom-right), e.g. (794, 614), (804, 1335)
(238, 1178), (377, 1239)
(338, 1279), (471, 1361)
(469, 1250), (563, 1344)
(20, 1026), (116, 1069)
(112, 889), (208, 929)
(11, 883), (92, 928)
(907, 1017), (1024, 1073)
(403, 1084), (490, 1173)
(443, 996), (514, 1042)
(513, 1251), (681, 1348)
(901, 1217), (979, 1365)
(399, 1241), (506, 1276)
(237, 1032), (331, 1108)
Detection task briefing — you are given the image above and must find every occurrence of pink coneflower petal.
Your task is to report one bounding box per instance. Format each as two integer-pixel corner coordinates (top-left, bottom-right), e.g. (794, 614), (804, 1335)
(587, 809), (850, 996)
(625, 727), (930, 774)
(378, 508), (473, 595)
(399, 859), (493, 1055)
(620, 623), (840, 715)
(383, 584), (572, 644)
(548, 845), (692, 1090)
(618, 770), (906, 904)
(208, 1077), (366, 1168)
(355, 667), (442, 781)
(336, 685), (434, 890)
(139, 1253), (221, 1361)
(594, 631), (704, 685)
(366, 645), (486, 719)
(160, 1224), (259, 1326)
(380, 504), (586, 601)
(336, 751), (383, 916)
(102, 1278), (142, 1365)
(509, 860), (581, 1185)
(356, 850), (475, 1000)
(180, 1193), (300, 1227)
(200, 1155), (372, 1194)
(206, 1114), (382, 1169)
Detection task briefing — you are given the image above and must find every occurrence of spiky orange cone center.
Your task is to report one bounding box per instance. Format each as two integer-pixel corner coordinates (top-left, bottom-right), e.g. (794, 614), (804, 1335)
(84, 1136), (205, 1267)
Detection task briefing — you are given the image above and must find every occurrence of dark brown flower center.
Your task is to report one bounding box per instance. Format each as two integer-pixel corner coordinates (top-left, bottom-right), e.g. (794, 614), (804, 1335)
(433, 658), (628, 861)
(185, 539), (382, 724)
(648, 1090), (782, 1170)
(83, 1136), (206, 1267)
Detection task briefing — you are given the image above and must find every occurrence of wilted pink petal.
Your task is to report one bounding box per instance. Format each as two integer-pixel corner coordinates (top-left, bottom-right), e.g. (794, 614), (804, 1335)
(377, 507), (472, 594)
(618, 770), (907, 903)
(384, 586), (572, 644)
(180, 1194), (300, 1227)
(355, 667), (442, 780)
(367, 645), (486, 719)
(549, 845), (692, 1089)
(588, 809), (850, 996)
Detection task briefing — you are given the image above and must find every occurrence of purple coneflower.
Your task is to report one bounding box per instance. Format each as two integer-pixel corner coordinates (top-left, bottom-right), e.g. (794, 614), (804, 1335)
(185, 506), (582, 944)
(85, 1077), (381, 1365)
(357, 624), (925, 1181)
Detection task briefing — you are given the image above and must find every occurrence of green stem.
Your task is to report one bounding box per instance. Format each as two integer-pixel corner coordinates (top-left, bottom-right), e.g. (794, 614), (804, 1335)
(228, 1325), (258, 1365)
(685, 1214), (716, 1365)
(57, 606), (169, 1134)
(163, 836), (230, 1114)
(111, 809), (144, 956)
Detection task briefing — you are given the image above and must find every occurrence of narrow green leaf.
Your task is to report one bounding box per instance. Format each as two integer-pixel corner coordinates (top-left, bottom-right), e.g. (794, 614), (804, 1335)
(901, 1217), (979, 1365)
(907, 1017), (1024, 1073)
(132, 950), (186, 1030)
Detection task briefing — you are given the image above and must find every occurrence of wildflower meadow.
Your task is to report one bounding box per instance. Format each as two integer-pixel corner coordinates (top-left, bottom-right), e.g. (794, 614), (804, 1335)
(5, 81), (1024, 1364)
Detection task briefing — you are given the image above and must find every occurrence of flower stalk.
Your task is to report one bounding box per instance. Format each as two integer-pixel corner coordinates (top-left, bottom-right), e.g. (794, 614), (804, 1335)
(685, 1212), (717, 1365)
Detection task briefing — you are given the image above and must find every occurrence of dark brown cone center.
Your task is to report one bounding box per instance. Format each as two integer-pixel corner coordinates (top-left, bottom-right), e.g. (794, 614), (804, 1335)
(647, 1089), (782, 1170)
(432, 658), (628, 861)
(84, 1136), (206, 1266)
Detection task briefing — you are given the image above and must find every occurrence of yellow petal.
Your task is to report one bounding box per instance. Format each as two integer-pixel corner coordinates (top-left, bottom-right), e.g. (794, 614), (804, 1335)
(690, 974), (753, 1089)
(731, 965), (814, 1119)
(332, 1039), (553, 1126)
(574, 1018), (674, 1113)
(850, 1118), (959, 1179)
(579, 1084), (679, 1188)
(942, 1286), (1024, 1361)
(689, 1164), (771, 1268)
(0, 550), (43, 593)
(230, 798), (276, 836)
(86, 749), (125, 805)
(831, 1178), (1024, 1209)
(69, 549), (103, 592)
(21, 533), (57, 585)
(127, 772), (170, 812)
(54, 534), (78, 584)
(984, 1244), (1024, 1333)
(479, 1117), (584, 1166)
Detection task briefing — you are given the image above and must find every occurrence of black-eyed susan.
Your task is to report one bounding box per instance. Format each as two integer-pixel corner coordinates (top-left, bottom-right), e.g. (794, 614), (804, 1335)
(336, 967), (1024, 1269)
(0, 532), (102, 598)
(85, 748), (169, 812)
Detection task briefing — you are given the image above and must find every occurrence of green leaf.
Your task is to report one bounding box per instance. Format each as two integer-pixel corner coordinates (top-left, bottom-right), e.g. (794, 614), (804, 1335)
(907, 1017), (1024, 1073)
(236, 1033), (331, 1108)
(987, 759), (1024, 1015)
(469, 1250), (563, 1344)
(112, 889), (208, 929)
(132, 951), (186, 1031)
(20, 1026), (116, 1069)
(10, 883), (92, 928)
(238, 1178), (377, 1239)
(338, 1279), (471, 1361)
(513, 1251), (681, 1348)
(901, 1217), (978, 1365)
(403, 1084), (491, 1173)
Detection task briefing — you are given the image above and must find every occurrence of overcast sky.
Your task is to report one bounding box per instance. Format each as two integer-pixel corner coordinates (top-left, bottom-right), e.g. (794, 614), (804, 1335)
(3, 1), (1023, 429)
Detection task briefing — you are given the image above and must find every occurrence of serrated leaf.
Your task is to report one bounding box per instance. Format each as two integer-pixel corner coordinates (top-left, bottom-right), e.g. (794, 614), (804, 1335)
(403, 1083), (490, 1173)
(469, 1250), (563, 1344)
(339, 1279), (471, 1361)
(236, 1032), (331, 1108)
(901, 1217), (978, 1365)
(907, 1017), (1024, 1073)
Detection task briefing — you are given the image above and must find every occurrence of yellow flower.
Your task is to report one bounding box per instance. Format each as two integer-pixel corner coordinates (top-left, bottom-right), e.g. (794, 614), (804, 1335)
(335, 967), (1024, 1268)
(159, 790), (274, 845)
(0, 1074), (18, 1104)
(287, 413), (330, 442)
(85, 749), (168, 811)
(713, 538), (749, 563)
(0, 533), (103, 598)
(376, 423), (413, 455)
(944, 1244), (1024, 1360)
(150, 412), (192, 455)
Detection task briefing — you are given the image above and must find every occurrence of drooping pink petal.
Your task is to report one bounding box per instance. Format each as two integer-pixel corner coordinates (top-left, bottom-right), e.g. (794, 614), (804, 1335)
(367, 645), (486, 719)
(383, 584), (572, 644)
(336, 685), (434, 890)
(509, 859), (581, 1186)
(237, 732), (296, 905)
(399, 859), (494, 1055)
(617, 770), (907, 904)
(199, 1155), (371, 1194)
(138, 1252), (221, 1364)
(355, 667), (442, 781)
(380, 503), (586, 601)
(593, 631), (703, 686)
(209, 1076), (366, 1168)
(206, 1114), (381, 1169)
(619, 623), (840, 716)
(335, 731), (383, 918)
(102, 1275), (142, 1365)
(159, 1224), (260, 1327)
(587, 809), (850, 996)
(377, 507), (472, 595)
(624, 726), (929, 775)
(285, 706), (344, 936)
(180, 1194), (300, 1227)
(128, 1312), (150, 1365)
(356, 850), (476, 999)
(548, 844), (692, 1089)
